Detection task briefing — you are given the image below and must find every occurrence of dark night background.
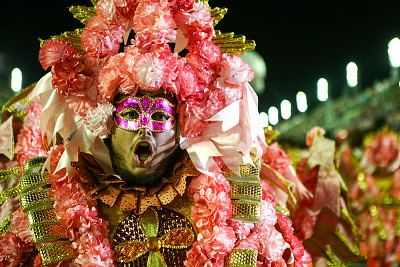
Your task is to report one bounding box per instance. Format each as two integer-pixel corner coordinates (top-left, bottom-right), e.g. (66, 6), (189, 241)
(1, 0), (400, 114)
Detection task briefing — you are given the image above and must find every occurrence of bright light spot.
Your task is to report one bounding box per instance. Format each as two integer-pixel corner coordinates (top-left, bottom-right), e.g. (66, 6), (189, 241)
(346, 62), (358, 88)
(268, 106), (279, 125)
(296, 91), (308, 112)
(280, 99), (291, 120)
(259, 112), (269, 127)
(388, 37), (400, 67)
(317, 78), (328, 102)
(11, 68), (22, 92)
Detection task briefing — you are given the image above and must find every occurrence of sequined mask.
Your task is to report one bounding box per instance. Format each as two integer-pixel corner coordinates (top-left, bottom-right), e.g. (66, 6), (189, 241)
(114, 96), (176, 132)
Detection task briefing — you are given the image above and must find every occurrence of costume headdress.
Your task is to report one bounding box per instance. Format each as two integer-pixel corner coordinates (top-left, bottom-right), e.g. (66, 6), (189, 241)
(31, 0), (264, 178)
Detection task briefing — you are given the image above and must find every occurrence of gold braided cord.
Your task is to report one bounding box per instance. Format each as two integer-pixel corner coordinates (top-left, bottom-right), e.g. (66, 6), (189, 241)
(0, 166), (20, 182)
(340, 209), (363, 241)
(369, 205), (388, 239)
(23, 156), (47, 173)
(225, 248), (258, 267)
(212, 30), (256, 56)
(333, 229), (364, 259)
(20, 188), (53, 213)
(38, 240), (77, 265)
(30, 221), (68, 243)
(69, 5), (97, 25)
(324, 246), (346, 267)
(0, 213), (14, 237)
(0, 184), (21, 205)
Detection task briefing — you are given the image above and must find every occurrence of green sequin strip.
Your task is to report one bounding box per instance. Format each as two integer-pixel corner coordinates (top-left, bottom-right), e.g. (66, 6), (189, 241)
(20, 188), (53, 212)
(0, 184), (21, 205)
(30, 221), (68, 243)
(0, 213), (13, 237)
(0, 166), (20, 182)
(38, 240), (77, 265)
(23, 156), (47, 173)
(229, 181), (262, 202)
(20, 171), (49, 193)
(231, 199), (261, 223)
(26, 205), (59, 225)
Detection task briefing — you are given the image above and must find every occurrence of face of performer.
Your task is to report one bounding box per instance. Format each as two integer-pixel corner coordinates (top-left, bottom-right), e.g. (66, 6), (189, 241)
(110, 92), (179, 186)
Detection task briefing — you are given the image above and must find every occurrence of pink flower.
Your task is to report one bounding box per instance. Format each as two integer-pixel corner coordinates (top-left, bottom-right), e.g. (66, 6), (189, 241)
(184, 242), (213, 267)
(227, 219), (254, 240)
(134, 0), (176, 48)
(260, 199), (277, 226)
(364, 132), (400, 168)
(256, 224), (285, 263)
(84, 102), (116, 138)
(38, 39), (80, 70)
(263, 142), (291, 176)
(48, 145), (67, 182)
(187, 173), (230, 202)
(216, 54), (254, 89)
(11, 208), (34, 246)
(292, 200), (318, 240)
(236, 232), (260, 251)
(198, 226), (236, 258)
(306, 126), (326, 147)
(81, 16), (124, 58)
(133, 52), (167, 91)
(0, 232), (32, 266)
(50, 57), (86, 95)
(296, 158), (319, 194)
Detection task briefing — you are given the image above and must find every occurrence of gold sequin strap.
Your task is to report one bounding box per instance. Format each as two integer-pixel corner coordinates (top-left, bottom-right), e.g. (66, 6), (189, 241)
(231, 199), (261, 223)
(20, 171), (50, 193)
(30, 221), (68, 243)
(0, 184), (21, 205)
(229, 181), (262, 202)
(23, 156), (47, 174)
(223, 157), (261, 183)
(225, 248), (258, 267)
(38, 241), (77, 265)
(0, 166), (20, 182)
(20, 188), (53, 212)
(0, 213), (13, 237)
(26, 205), (59, 224)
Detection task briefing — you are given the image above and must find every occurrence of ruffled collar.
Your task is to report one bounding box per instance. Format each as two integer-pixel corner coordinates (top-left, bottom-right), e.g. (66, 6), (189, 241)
(71, 150), (198, 215)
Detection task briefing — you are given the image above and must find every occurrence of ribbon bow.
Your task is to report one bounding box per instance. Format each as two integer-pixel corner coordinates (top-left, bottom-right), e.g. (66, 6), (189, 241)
(114, 208), (195, 266)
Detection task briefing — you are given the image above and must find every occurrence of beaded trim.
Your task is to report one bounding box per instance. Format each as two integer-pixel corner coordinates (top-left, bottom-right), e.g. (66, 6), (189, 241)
(0, 166), (20, 182)
(225, 248), (258, 267)
(223, 157), (261, 182)
(38, 240), (77, 265)
(30, 221), (68, 243)
(22, 156), (47, 173)
(0, 184), (21, 205)
(20, 188), (53, 212)
(229, 181), (262, 202)
(0, 213), (13, 237)
(230, 199), (261, 223)
(19, 172), (49, 193)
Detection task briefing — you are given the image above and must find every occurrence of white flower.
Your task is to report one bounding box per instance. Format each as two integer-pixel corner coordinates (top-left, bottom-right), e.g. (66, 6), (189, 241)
(84, 102), (115, 138)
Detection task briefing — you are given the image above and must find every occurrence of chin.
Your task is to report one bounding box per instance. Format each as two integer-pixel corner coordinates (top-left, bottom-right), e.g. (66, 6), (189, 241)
(118, 166), (164, 187)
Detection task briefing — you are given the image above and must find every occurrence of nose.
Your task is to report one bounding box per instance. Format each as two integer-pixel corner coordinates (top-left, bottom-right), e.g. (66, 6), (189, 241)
(138, 128), (152, 136)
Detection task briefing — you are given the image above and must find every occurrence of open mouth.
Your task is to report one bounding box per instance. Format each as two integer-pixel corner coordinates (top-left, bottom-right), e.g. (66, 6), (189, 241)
(134, 141), (154, 167)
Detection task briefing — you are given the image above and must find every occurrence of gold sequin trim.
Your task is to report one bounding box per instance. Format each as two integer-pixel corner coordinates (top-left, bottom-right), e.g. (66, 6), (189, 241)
(229, 181), (262, 202)
(0, 166), (20, 182)
(20, 188), (53, 212)
(159, 227), (195, 249)
(30, 221), (68, 243)
(333, 229), (364, 259)
(225, 248), (258, 267)
(114, 241), (148, 262)
(0, 184), (21, 205)
(23, 156), (47, 173)
(26, 205), (59, 225)
(38, 240), (77, 265)
(212, 30), (256, 56)
(0, 213), (13, 237)
(231, 199), (261, 223)
(369, 205), (388, 239)
(19, 171), (49, 193)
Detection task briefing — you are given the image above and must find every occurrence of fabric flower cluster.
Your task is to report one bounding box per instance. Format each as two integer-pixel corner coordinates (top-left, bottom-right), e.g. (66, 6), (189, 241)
(38, 0), (253, 138)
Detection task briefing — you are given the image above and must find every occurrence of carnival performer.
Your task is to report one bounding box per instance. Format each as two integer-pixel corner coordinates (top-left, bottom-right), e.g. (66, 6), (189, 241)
(0, 0), (313, 266)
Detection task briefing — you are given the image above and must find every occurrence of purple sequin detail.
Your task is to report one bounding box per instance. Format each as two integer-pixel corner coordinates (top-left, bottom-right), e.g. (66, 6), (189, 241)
(115, 96), (175, 132)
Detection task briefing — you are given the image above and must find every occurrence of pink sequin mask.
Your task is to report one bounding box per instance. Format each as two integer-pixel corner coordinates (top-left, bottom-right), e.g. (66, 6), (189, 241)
(114, 95), (176, 132)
